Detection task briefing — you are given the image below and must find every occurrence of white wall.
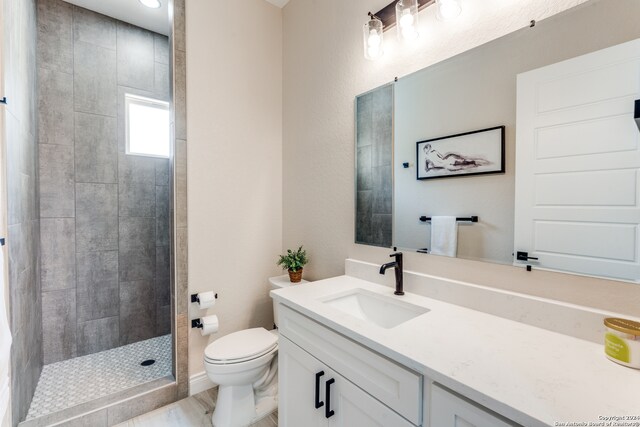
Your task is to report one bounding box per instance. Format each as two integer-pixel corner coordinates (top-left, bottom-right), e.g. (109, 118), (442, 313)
(186, 0), (283, 377)
(283, 0), (640, 317)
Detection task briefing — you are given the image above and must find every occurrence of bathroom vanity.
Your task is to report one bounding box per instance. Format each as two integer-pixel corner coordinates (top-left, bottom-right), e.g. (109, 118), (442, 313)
(272, 272), (640, 427)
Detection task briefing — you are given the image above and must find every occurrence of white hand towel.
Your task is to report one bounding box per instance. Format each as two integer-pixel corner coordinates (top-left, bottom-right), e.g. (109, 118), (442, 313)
(0, 246), (11, 425)
(430, 216), (458, 257)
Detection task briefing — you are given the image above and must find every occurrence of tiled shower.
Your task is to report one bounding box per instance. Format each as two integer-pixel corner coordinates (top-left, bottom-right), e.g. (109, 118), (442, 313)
(4, 0), (174, 423)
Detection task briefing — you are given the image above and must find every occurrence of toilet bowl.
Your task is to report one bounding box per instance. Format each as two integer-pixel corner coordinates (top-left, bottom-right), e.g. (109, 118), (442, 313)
(204, 275), (307, 427)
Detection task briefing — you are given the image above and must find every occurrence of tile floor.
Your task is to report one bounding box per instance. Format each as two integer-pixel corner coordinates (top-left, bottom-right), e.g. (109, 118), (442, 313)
(114, 388), (278, 427)
(26, 335), (172, 420)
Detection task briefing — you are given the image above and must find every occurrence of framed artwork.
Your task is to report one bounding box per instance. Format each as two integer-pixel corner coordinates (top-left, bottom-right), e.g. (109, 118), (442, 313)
(416, 126), (505, 180)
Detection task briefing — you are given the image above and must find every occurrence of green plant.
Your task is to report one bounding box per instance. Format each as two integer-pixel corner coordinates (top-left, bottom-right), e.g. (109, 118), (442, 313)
(277, 246), (308, 272)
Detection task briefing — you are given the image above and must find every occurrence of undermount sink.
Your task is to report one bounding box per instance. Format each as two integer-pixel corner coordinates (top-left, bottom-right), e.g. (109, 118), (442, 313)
(321, 288), (430, 329)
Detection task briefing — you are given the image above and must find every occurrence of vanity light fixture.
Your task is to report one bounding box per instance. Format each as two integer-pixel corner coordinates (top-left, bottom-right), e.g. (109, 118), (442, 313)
(139, 0), (161, 9)
(396, 0), (419, 42)
(364, 14), (384, 61)
(364, 0), (463, 59)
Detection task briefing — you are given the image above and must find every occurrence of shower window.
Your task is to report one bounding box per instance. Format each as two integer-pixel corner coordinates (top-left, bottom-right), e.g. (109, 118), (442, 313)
(125, 94), (170, 158)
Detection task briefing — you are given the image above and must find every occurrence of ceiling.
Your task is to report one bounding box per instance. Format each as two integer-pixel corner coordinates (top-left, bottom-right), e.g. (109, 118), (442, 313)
(62, 0), (170, 35)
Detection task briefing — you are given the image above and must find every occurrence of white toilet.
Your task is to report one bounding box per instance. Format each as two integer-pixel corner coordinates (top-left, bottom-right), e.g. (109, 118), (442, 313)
(204, 275), (307, 427)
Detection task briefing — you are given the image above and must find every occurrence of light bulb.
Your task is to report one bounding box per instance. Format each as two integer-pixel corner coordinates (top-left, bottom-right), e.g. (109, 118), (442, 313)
(139, 0), (161, 9)
(368, 29), (381, 47)
(363, 17), (384, 60)
(437, 0), (462, 21)
(399, 9), (414, 28)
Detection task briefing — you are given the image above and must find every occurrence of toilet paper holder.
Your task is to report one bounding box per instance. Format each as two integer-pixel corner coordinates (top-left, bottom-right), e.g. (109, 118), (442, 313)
(192, 319), (204, 329)
(191, 293), (218, 304)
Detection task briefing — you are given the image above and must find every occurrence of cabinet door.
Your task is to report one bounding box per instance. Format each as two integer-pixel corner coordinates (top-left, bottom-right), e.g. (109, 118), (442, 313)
(328, 371), (415, 427)
(278, 336), (328, 427)
(430, 384), (518, 427)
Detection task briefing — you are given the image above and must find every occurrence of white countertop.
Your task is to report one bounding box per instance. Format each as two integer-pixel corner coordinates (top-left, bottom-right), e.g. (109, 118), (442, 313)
(271, 275), (640, 427)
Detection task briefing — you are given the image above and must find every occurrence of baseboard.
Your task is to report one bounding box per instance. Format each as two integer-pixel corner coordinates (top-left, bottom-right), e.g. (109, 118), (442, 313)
(189, 372), (215, 396)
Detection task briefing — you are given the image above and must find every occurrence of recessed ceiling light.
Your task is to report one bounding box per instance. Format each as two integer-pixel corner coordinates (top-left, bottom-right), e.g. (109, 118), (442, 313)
(139, 0), (161, 9)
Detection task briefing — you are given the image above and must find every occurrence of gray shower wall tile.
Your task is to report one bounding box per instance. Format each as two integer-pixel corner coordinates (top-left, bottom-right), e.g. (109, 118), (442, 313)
(371, 214), (393, 248)
(39, 144), (75, 218)
(7, 171), (28, 228)
(9, 257), (35, 337)
(155, 158), (170, 186)
(74, 41), (117, 116)
(372, 131), (393, 168)
(355, 190), (373, 245)
(156, 185), (170, 246)
(119, 217), (155, 282)
(5, 114), (22, 225)
(357, 146), (373, 191)
(75, 112), (117, 183)
(372, 165), (392, 215)
(42, 289), (77, 363)
(116, 22), (155, 92)
(119, 153), (156, 218)
(6, 117), (38, 225)
(156, 245), (170, 307)
(119, 280), (155, 345)
(154, 62), (170, 100)
(37, 0), (73, 74)
(72, 6), (116, 50)
(356, 93), (373, 147)
(37, 67), (74, 146)
(40, 218), (75, 291)
(156, 305), (171, 336)
(154, 34), (169, 65)
(76, 183), (118, 252)
(77, 316), (119, 356)
(76, 250), (119, 322)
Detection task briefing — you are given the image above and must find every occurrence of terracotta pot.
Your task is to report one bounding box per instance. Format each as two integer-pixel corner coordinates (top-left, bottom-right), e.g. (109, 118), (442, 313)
(288, 268), (303, 283)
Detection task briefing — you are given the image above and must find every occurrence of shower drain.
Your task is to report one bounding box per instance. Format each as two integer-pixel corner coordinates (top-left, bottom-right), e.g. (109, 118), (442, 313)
(140, 359), (156, 366)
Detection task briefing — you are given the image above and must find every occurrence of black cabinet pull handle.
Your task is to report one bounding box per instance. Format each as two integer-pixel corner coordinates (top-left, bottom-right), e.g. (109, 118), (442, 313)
(314, 371), (325, 409)
(516, 251), (539, 261)
(325, 378), (335, 418)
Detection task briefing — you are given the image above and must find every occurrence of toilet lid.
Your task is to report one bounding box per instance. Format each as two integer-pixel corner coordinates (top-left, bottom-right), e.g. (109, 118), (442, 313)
(204, 327), (278, 362)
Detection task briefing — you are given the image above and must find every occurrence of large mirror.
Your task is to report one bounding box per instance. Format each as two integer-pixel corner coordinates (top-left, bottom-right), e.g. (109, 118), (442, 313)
(355, 0), (640, 282)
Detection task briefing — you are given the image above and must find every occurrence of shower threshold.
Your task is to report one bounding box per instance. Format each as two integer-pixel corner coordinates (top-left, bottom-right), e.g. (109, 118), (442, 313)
(24, 334), (172, 421)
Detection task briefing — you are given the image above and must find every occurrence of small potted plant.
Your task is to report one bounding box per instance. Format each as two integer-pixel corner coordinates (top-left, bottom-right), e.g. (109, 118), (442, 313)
(277, 246), (308, 283)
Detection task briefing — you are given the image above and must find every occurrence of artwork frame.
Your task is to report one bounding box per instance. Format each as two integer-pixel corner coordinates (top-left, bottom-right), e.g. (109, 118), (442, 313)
(416, 126), (505, 180)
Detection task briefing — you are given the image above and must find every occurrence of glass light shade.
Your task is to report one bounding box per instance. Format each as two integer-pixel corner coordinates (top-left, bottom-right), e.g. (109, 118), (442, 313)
(436, 0), (462, 21)
(363, 17), (384, 60)
(395, 0), (419, 41)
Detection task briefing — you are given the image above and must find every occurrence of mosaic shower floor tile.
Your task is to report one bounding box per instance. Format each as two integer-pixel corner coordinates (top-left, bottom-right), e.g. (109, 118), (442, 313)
(26, 335), (172, 420)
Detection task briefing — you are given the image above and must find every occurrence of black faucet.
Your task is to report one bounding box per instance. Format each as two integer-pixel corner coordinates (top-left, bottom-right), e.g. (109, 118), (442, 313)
(379, 252), (404, 296)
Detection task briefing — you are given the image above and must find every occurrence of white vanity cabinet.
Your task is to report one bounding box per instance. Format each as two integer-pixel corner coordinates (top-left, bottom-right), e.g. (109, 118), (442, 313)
(429, 384), (520, 427)
(277, 304), (422, 426)
(277, 302), (524, 427)
(279, 336), (414, 427)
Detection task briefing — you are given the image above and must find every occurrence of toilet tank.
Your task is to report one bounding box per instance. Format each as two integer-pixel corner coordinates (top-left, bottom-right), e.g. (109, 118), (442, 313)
(269, 275), (308, 327)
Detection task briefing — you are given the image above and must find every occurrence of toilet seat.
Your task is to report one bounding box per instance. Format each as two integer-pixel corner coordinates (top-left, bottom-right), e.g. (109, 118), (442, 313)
(205, 327), (278, 365)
